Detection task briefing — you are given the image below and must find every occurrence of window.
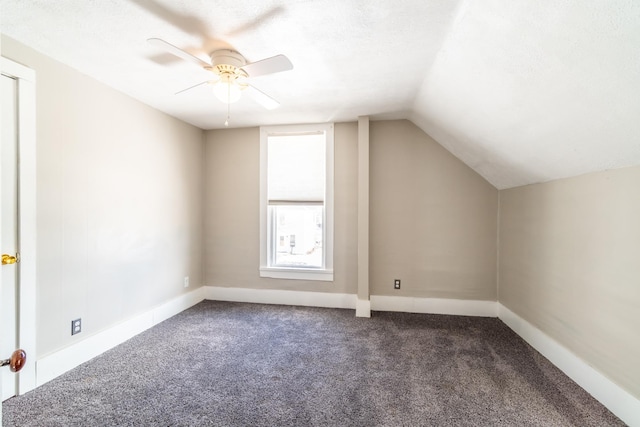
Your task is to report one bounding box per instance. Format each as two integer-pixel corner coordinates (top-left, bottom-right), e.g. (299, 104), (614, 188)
(260, 123), (334, 281)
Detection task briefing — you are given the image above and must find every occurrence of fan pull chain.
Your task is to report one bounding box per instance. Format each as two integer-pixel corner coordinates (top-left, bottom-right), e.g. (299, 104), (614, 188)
(224, 82), (231, 127)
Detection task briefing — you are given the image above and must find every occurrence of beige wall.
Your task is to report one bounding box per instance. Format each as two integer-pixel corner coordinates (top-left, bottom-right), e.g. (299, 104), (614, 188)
(499, 165), (640, 398)
(2, 36), (204, 357)
(370, 120), (498, 299)
(203, 123), (359, 293)
(204, 120), (498, 301)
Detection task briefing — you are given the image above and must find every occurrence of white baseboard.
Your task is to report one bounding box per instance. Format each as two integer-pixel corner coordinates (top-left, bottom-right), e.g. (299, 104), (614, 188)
(355, 299), (371, 317)
(499, 304), (640, 427)
(203, 286), (357, 309)
(204, 288), (497, 318)
(36, 287), (205, 387)
(371, 295), (497, 317)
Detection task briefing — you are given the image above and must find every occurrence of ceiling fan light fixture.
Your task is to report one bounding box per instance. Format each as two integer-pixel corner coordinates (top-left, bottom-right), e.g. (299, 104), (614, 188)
(212, 77), (242, 104)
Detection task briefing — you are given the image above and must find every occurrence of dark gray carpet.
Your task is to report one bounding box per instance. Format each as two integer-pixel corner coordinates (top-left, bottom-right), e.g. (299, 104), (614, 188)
(3, 301), (624, 426)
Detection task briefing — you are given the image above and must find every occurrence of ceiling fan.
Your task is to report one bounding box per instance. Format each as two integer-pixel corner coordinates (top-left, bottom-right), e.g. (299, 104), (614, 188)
(148, 38), (293, 125)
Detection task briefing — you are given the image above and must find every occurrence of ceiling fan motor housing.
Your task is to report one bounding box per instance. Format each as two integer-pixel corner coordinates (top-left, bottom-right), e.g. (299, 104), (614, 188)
(210, 49), (245, 67)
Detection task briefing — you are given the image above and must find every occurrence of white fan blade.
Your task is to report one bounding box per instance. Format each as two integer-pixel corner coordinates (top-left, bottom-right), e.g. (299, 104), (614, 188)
(246, 85), (280, 110)
(175, 80), (216, 95)
(147, 38), (211, 68)
(241, 54), (293, 78)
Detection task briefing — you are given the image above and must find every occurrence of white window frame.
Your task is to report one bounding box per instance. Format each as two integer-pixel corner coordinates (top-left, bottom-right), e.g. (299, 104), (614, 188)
(259, 123), (334, 281)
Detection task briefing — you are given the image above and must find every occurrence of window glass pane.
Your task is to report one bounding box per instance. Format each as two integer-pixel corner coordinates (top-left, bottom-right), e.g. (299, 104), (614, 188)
(272, 205), (323, 268)
(267, 134), (325, 202)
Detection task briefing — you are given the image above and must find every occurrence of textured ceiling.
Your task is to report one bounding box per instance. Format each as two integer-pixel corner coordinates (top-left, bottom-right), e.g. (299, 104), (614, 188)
(1, 0), (639, 189)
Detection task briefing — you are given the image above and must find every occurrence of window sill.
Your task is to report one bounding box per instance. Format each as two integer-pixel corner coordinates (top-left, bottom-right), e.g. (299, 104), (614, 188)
(259, 267), (334, 282)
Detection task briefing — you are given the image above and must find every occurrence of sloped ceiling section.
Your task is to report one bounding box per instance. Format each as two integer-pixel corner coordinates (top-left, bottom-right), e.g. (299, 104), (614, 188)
(411, 0), (640, 189)
(1, 0), (639, 189)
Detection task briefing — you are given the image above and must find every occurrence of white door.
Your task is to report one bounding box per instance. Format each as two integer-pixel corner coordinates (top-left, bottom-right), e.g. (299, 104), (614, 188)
(1, 73), (20, 403)
(0, 59), (37, 423)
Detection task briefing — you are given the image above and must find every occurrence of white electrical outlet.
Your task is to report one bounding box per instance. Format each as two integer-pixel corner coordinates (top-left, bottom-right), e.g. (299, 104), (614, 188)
(71, 318), (82, 335)
(184, 276), (190, 288)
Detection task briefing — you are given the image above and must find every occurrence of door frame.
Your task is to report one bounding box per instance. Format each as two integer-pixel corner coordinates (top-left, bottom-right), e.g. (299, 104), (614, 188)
(1, 56), (37, 395)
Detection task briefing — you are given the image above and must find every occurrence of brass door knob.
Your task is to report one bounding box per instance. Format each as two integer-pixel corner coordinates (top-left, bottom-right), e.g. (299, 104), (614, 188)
(2, 254), (18, 265)
(1, 349), (27, 372)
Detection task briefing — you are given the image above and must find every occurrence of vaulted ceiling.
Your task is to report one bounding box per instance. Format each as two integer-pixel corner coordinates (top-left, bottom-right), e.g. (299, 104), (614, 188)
(2, 0), (639, 189)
